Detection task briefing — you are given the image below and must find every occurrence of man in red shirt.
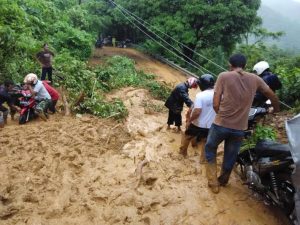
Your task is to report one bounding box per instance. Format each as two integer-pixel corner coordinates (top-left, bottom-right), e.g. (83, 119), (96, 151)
(42, 81), (59, 113)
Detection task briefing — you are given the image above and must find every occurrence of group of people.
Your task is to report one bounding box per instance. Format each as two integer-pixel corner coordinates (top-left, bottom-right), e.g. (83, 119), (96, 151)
(165, 53), (281, 193)
(0, 44), (58, 128)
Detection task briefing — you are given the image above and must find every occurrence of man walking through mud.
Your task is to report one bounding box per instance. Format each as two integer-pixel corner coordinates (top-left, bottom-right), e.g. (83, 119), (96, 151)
(179, 74), (215, 160)
(204, 54), (280, 194)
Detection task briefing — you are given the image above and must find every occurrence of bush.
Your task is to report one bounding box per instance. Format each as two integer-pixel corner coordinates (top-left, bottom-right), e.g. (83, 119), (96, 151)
(241, 124), (277, 151)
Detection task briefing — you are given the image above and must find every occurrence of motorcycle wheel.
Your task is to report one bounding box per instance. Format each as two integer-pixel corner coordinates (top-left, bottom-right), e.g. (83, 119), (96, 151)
(19, 114), (27, 124)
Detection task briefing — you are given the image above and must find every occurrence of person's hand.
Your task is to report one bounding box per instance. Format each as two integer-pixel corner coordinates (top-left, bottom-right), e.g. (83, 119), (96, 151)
(268, 107), (274, 114)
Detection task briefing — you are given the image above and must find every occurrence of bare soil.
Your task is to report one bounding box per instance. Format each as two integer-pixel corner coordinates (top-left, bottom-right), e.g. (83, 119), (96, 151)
(0, 47), (288, 225)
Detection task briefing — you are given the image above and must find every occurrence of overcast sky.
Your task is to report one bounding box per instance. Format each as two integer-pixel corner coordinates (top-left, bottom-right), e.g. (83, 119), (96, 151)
(293, 0), (300, 2)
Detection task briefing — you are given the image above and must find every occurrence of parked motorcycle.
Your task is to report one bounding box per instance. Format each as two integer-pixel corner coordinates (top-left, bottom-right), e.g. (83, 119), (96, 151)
(236, 107), (299, 224)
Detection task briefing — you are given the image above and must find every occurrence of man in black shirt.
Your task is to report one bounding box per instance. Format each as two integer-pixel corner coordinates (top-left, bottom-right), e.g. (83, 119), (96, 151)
(0, 81), (20, 127)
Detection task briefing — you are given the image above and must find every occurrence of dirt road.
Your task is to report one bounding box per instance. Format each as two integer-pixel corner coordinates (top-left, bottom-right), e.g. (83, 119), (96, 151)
(0, 47), (287, 225)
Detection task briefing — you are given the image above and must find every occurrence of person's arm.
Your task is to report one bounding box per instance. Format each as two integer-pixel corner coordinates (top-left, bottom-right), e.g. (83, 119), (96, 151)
(27, 84), (37, 98)
(5, 94), (20, 113)
(213, 74), (223, 113)
(259, 86), (280, 112)
(186, 108), (201, 128)
(213, 92), (222, 113)
(8, 103), (20, 113)
(50, 50), (55, 57)
(180, 88), (193, 108)
(36, 52), (44, 66)
(257, 78), (280, 112)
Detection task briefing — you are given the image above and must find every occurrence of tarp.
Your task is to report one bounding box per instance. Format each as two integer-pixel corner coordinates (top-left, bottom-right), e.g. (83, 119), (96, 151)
(286, 113), (300, 224)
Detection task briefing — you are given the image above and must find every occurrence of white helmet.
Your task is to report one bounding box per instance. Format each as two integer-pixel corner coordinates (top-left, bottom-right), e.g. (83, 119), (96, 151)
(253, 61), (269, 75)
(24, 73), (38, 84)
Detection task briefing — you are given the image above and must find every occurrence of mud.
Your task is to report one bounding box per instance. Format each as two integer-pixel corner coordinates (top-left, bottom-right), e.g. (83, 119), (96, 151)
(0, 47), (288, 224)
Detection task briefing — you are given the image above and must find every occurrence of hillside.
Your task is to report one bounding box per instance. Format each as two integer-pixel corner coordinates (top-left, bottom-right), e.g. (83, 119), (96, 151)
(259, 0), (300, 52)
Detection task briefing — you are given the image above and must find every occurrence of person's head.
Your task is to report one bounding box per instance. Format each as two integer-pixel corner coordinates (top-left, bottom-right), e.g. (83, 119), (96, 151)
(253, 61), (270, 76)
(229, 53), (247, 70)
(187, 77), (198, 89)
(4, 80), (14, 91)
(197, 74), (215, 91)
(24, 73), (38, 85)
(43, 43), (49, 50)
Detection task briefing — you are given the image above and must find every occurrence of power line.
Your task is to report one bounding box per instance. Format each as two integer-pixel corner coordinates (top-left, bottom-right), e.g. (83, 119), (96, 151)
(107, 0), (293, 109)
(108, 0), (216, 76)
(111, 0), (227, 72)
(110, 1), (208, 75)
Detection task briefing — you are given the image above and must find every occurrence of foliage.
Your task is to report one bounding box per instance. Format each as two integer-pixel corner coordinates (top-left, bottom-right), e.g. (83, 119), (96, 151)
(241, 124), (277, 152)
(110, 0), (261, 67)
(0, 0), (99, 83)
(55, 55), (170, 118)
(93, 56), (171, 101)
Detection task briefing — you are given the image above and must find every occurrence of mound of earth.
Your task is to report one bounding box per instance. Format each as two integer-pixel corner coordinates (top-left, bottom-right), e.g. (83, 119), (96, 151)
(0, 47), (288, 225)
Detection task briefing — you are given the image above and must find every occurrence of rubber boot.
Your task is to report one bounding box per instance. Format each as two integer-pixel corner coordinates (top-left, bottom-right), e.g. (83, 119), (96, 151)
(36, 109), (47, 121)
(3, 110), (8, 124)
(179, 133), (189, 157)
(179, 146), (188, 158)
(206, 163), (220, 194)
(218, 169), (232, 186)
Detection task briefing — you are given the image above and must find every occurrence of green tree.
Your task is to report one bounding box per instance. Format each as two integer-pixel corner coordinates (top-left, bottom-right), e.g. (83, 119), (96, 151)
(111, 0), (261, 63)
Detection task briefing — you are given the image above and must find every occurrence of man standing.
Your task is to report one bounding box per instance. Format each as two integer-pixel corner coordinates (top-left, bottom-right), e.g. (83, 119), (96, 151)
(252, 61), (282, 107)
(36, 43), (55, 83)
(205, 54), (280, 193)
(179, 74), (215, 160)
(165, 77), (198, 132)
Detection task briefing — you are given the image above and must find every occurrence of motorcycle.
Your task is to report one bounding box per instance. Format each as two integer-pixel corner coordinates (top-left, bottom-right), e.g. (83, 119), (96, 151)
(17, 89), (38, 124)
(236, 107), (299, 224)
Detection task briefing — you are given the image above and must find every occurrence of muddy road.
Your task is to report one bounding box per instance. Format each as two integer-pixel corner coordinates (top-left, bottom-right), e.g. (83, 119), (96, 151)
(0, 47), (287, 225)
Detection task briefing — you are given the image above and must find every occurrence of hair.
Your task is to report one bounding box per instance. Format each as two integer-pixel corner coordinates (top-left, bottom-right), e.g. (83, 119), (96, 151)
(229, 53), (247, 68)
(4, 80), (14, 88)
(43, 43), (48, 48)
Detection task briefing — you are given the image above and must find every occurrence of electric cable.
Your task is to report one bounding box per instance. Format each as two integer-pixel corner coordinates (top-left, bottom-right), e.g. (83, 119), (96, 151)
(110, 2), (207, 75)
(110, 0), (227, 72)
(109, 0), (216, 76)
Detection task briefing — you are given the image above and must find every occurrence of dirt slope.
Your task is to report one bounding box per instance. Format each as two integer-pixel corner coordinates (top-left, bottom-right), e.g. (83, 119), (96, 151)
(0, 47), (287, 225)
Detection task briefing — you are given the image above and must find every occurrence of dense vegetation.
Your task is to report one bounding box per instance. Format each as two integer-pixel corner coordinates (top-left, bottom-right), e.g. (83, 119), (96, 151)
(0, 0), (299, 116)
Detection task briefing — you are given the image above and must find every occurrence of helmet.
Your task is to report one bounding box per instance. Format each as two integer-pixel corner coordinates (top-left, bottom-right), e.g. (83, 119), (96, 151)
(187, 77), (198, 89)
(197, 74), (214, 91)
(24, 73), (38, 84)
(253, 61), (269, 75)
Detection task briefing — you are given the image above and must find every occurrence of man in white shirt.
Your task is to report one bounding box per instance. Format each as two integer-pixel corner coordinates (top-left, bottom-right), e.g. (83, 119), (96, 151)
(179, 74), (215, 161)
(24, 73), (51, 120)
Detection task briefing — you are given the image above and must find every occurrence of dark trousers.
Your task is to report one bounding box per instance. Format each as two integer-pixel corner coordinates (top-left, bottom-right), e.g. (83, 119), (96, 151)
(0, 105), (9, 122)
(41, 67), (53, 83)
(167, 110), (182, 127)
(49, 100), (57, 113)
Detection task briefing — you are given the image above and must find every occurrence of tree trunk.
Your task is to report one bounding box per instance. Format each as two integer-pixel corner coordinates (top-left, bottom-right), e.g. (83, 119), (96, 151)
(182, 43), (197, 68)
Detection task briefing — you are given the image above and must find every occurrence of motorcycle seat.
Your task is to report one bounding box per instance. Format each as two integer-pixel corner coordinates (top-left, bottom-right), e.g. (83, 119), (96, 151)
(254, 140), (291, 157)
